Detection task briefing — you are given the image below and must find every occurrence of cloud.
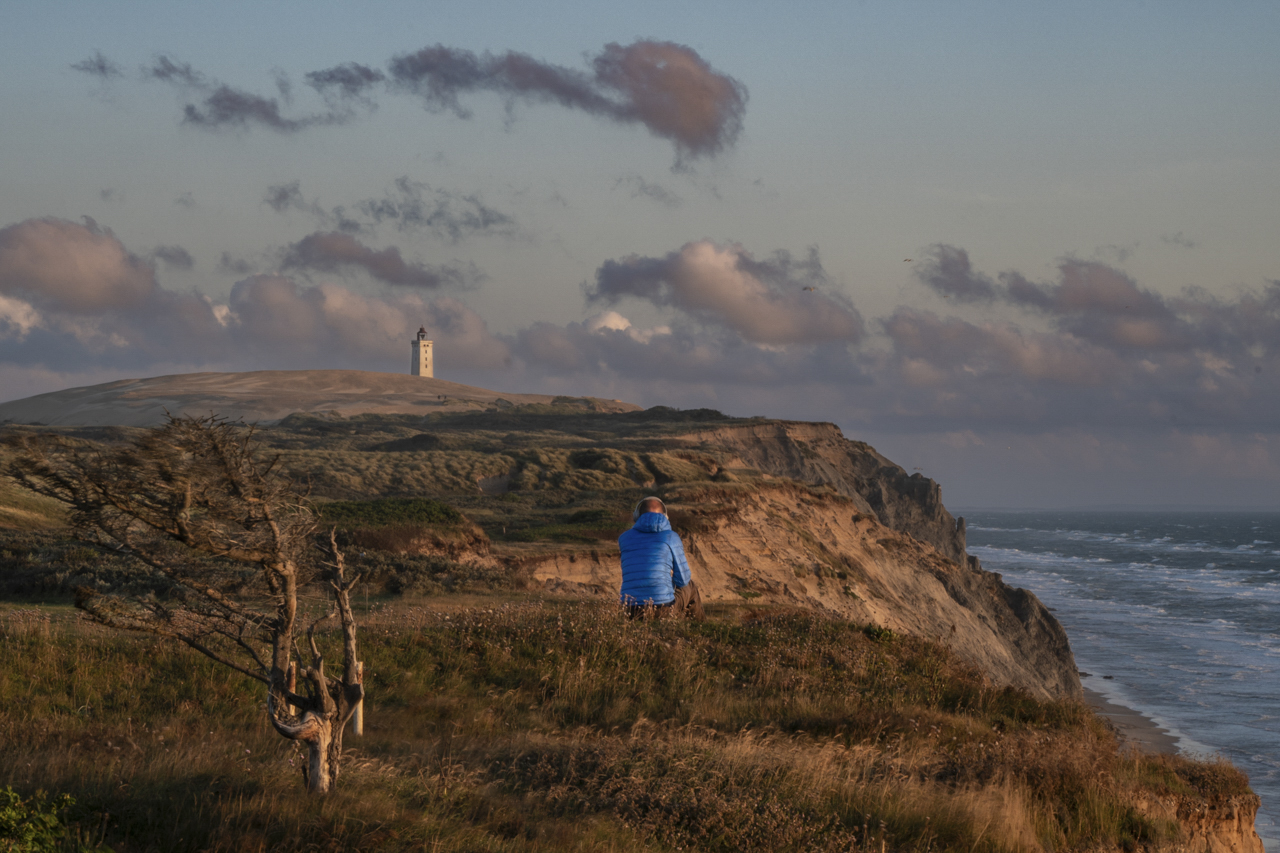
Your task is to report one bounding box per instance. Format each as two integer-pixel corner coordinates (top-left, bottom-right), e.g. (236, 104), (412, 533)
(71, 52), (123, 79)
(0, 217), (508, 377)
(512, 314), (863, 387)
(218, 253), (255, 276)
(280, 231), (479, 289)
(0, 218), (158, 313)
(146, 55), (205, 87)
(357, 177), (515, 242)
(388, 40), (747, 163)
(146, 55), (361, 133)
(891, 246), (1280, 432)
(615, 175), (682, 207)
(96, 42), (747, 160)
(305, 63), (385, 104)
(151, 245), (195, 270)
(917, 245), (1193, 351)
(264, 181), (306, 213)
(587, 241), (863, 345)
(182, 85), (331, 132)
(264, 178), (516, 243)
(882, 308), (1120, 388)
(916, 244), (997, 302)
(217, 277), (510, 369)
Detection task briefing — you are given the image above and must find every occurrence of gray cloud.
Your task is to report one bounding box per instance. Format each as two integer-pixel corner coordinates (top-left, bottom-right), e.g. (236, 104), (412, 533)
(264, 178), (516, 243)
(513, 315), (864, 387)
(615, 174), (682, 207)
(890, 246), (1280, 432)
(388, 40), (747, 163)
(152, 245), (194, 270)
(280, 231), (478, 289)
(220, 278), (509, 369)
(146, 55), (361, 133)
(0, 217), (507, 375)
(357, 177), (515, 242)
(0, 218), (158, 313)
(588, 241), (862, 345)
(305, 62), (385, 104)
(264, 181), (307, 213)
(71, 52), (123, 79)
(217, 252), (255, 276)
(918, 245), (1194, 353)
(96, 42), (747, 160)
(183, 85), (329, 132)
(146, 55), (205, 87)
(916, 244), (998, 302)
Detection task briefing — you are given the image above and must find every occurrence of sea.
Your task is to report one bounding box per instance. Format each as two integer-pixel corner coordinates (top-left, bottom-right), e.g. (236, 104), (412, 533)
(960, 510), (1279, 849)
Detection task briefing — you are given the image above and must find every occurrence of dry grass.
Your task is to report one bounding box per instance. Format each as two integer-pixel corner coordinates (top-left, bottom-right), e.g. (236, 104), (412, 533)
(0, 602), (1253, 852)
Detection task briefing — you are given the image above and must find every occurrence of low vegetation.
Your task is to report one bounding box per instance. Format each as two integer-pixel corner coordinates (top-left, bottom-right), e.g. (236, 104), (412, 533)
(0, 407), (1258, 850)
(0, 601), (1250, 853)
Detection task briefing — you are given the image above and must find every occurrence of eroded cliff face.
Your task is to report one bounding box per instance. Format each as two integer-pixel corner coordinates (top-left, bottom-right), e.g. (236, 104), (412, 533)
(680, 421), (969, 565)
(1134, 792), (1264, 853)
(530, 484), (1081, 701)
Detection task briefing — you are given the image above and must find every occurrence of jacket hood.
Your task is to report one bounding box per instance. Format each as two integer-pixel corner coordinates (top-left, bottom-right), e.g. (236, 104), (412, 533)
(632, 512), (672, 533)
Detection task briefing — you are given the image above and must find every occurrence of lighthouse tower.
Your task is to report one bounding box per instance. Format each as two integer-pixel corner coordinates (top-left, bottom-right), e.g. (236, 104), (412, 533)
(411, 327), (433, 378)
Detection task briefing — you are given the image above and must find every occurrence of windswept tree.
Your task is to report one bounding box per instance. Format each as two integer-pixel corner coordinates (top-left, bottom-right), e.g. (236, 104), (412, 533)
(6, 416), (364, 794)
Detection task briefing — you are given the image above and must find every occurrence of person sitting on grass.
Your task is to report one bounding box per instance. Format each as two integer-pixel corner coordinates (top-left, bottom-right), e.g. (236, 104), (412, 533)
(619, 496), (705, 620)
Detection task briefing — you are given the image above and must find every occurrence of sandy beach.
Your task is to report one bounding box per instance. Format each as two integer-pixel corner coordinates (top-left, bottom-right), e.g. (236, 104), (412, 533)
(1084, 686), (1180, 755)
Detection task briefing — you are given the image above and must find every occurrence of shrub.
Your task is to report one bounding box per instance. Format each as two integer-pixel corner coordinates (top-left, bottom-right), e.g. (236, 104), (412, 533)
(317, 497), (463, 529)
(0, 786), (109, 852)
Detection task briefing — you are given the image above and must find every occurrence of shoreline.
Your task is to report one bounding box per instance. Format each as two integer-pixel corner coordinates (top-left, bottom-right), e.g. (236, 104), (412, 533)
(1083, 686), (1180, 755)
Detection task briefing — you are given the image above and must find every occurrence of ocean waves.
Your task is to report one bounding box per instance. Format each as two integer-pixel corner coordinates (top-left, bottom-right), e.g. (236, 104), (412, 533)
(964, 510), (1280, 843)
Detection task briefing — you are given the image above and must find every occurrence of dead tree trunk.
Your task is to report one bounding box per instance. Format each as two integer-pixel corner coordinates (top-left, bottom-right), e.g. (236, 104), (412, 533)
(267, 532), (364, 793)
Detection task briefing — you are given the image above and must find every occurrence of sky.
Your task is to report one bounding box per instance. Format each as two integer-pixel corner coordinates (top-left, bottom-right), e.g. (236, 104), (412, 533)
(2, 0), (1280, 508)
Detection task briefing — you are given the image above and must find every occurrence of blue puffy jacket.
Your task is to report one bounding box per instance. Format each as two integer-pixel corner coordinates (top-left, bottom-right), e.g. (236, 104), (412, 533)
(618, 512), (691, 607)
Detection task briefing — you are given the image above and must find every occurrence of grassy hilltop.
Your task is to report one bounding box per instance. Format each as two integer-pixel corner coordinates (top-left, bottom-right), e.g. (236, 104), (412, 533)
(0, 400), (1262, 852)
(0, 602), (1249, 853)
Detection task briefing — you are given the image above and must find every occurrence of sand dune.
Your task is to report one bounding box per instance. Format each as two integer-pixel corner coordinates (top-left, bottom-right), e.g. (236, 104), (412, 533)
(0, 370), (640, 427)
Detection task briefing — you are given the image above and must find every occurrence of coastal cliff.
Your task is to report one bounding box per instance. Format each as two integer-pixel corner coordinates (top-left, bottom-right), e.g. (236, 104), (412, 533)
(0, 371), (1076, 700)
(530, 482), (1080, 701)
(681, 420), (969, 564)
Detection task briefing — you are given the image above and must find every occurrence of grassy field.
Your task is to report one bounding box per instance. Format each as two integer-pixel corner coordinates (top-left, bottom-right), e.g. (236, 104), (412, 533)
(0, 410), (1259, 851)
(0, 599), (1250, 853)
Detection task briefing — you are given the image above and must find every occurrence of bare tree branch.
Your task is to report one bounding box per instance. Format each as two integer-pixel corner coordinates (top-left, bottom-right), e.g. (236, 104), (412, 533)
(5, 415), (365, 794)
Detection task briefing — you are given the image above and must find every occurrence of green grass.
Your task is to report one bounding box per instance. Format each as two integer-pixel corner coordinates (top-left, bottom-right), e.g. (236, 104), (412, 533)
(0, 601), (1253, 853)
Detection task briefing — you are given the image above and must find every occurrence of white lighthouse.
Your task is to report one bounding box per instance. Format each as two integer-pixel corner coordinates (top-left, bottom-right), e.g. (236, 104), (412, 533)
(411, 327), (433, 378)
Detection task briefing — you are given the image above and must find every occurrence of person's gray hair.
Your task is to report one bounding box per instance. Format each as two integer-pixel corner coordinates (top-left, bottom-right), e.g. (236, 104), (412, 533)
(632, 496), (667, 520)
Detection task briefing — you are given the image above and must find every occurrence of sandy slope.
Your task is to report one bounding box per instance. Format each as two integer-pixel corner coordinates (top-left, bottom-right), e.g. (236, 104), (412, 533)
(0, 370), (640, 427)
(531, 484), (1083, 702)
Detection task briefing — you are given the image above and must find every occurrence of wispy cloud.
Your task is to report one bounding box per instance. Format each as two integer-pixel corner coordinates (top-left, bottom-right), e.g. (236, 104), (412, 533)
(615, 175), (682, 208)
(145, 54), (367, 133)
(263, 178), (516, 243)
(71, 51), (123, 79)
(280, 231), (480, 289)
(151, 245), (194, 270)
(104, 41), (747, 161)
(389, 40), (746, 164)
